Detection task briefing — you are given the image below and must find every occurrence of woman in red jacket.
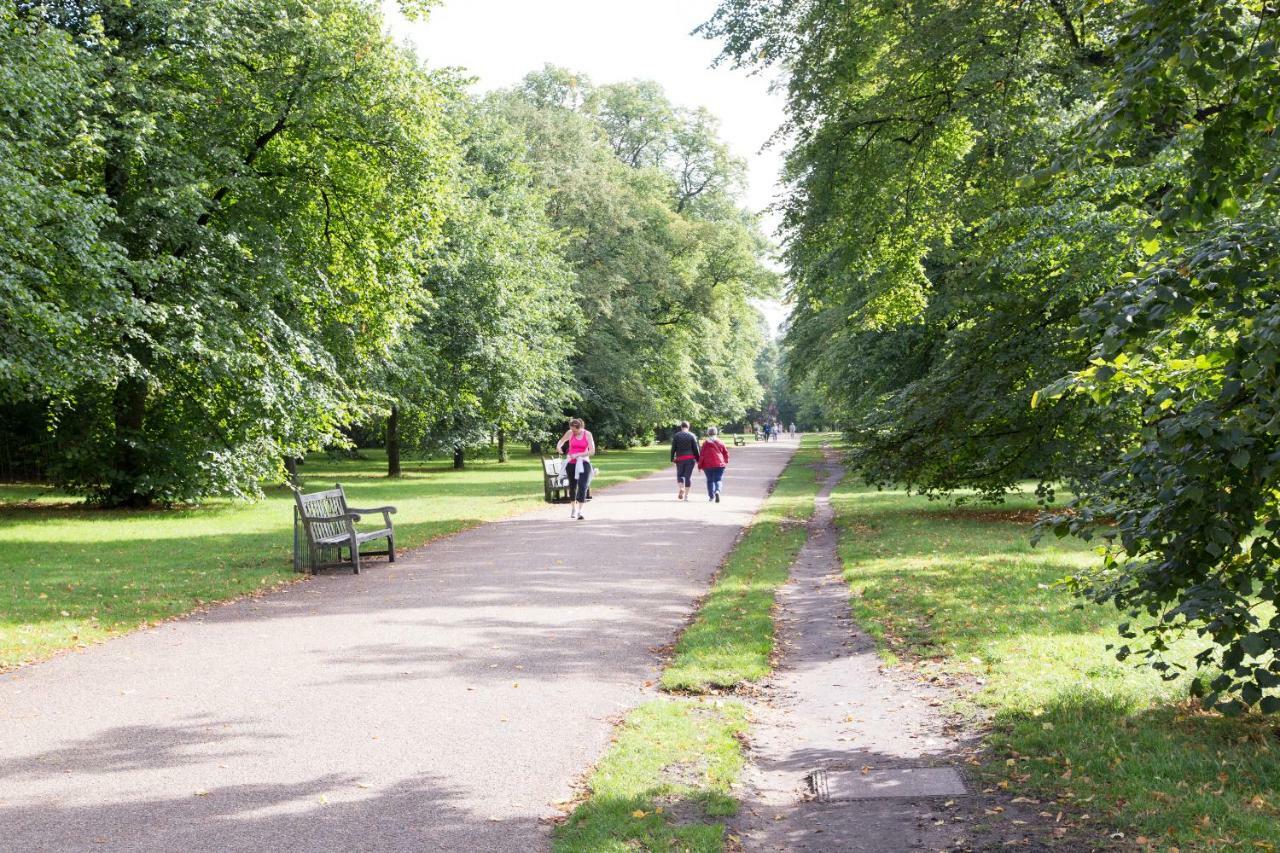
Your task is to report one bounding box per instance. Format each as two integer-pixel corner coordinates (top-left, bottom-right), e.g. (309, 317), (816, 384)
(697, 426), (730, 503)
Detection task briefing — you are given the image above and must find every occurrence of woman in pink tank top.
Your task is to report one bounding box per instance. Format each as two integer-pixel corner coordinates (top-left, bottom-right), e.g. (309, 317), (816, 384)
(555, 417), (596, 520)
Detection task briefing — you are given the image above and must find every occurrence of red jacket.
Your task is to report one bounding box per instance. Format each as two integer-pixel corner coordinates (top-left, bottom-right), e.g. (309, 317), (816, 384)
(698, 438), (730, 469)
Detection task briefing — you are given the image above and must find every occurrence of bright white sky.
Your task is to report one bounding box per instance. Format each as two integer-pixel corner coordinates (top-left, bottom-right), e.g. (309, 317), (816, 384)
(384, 0), (791, 333)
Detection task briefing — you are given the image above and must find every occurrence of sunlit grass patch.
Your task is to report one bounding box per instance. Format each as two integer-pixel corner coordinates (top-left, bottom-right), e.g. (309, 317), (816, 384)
(661, 436), (823, 692)
(553, 698), (749, 853)
(0, 444), (670, 668)
(832, 479), (1280, 849)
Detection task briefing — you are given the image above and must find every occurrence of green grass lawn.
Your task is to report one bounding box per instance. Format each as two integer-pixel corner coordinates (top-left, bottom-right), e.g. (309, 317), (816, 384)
(553, 699), (748, 853)
(661, 436), (822, 692)
(832, 480), (1280, 851)
(0, 444), (669, 669)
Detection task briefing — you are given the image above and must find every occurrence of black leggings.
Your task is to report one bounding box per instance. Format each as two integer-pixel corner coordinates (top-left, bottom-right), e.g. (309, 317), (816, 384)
(566, 459), (591, 502)
(675, 458), (696, 486)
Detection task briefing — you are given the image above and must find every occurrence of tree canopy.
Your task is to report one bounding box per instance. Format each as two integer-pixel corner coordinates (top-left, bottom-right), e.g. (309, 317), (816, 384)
(491, 66), (774, 446)
(704, 0), (1280, 710)
(1, 5), (775, 502)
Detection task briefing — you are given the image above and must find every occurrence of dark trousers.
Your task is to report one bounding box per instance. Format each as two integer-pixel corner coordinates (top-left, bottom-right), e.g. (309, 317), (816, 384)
(566, 459), (591, 502)
(675, 458), (696, 486)
(704, 466), (725, 498)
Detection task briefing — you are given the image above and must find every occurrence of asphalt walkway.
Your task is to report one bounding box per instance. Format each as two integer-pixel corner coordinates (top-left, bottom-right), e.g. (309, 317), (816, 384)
(1, 439), (795, 852)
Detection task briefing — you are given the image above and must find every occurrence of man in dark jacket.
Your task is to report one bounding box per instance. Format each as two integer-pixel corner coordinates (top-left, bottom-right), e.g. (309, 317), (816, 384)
(670, 421), (701, 501)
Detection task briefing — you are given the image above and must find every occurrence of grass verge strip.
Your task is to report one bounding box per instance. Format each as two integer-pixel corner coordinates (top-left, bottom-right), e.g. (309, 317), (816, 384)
(557, 438), (832, 851)
(660, 438), (822, 692)
(831, 479), (1280, 850)
(553, 699), (748, 853)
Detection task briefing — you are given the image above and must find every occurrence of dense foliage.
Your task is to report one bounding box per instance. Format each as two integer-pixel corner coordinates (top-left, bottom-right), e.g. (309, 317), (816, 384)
(1, 4), (774, 500)
(3, 0), (459, 504)
(704, 0), (1280, 709)
(492, 67), (773, 446)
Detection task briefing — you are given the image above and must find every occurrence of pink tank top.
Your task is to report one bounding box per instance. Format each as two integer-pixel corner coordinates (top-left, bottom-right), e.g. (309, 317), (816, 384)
(567, 432), (590, 459)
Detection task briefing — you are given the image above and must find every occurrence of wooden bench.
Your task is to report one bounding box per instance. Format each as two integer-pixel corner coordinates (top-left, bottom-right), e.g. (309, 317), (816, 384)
(292, 483), (396, 574)
(732, 434), (747, 447)
(542, 456), (570, 503)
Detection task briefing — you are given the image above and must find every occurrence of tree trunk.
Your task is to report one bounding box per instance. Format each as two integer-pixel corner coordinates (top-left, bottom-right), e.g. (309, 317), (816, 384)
(530, 440), (542, 455)
(497, 427), (507, 463)
(387, 404), (401, 477)
(453, 446), (465, 469)
(284, 456), (299, 486)
(108, 375), (149, 507)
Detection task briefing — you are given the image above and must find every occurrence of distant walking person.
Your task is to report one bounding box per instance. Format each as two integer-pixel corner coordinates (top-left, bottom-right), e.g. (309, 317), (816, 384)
(762, 422), (772, 442)
(556, 418), (595, 520)
(670, 421), (700, 501)
(789, 422), (796, 437)
(698, 427), (730, 503)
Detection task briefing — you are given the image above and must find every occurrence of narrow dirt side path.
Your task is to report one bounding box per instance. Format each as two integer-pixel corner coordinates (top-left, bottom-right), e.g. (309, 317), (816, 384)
(733, 448), (1052, 852)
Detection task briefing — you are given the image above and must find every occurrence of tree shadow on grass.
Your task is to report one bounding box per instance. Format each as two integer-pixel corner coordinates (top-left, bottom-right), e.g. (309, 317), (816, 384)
(831, 494), (1104, 656)
(984, 689), (1280, 848)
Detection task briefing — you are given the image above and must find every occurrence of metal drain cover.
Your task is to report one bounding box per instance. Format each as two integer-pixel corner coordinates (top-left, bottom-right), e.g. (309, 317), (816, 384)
(806, 767), (966, 801)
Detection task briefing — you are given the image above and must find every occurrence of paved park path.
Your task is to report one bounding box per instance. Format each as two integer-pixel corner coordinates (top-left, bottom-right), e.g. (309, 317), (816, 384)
(1, 440), (796, 852)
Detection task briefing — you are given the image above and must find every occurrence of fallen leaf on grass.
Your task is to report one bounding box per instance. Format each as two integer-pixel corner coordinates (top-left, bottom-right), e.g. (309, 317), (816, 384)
(631, 810), (648, 819)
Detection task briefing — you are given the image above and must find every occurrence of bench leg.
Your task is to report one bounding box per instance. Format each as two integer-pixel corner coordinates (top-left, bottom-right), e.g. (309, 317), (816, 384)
(351, 542), (361, 574)
(388, 534), (396, 563)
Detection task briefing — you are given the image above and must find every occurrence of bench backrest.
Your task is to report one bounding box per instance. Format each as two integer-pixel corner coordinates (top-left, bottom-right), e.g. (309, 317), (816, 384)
(542, 457), (564, 476)
(294, 486), (350, 543)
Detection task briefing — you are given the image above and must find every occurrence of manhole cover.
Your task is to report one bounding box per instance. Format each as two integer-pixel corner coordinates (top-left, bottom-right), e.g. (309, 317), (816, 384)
(806, 767), (966, 801)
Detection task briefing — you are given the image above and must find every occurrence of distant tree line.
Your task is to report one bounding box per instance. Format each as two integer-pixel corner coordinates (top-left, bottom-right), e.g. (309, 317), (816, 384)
(0, 1), (776, 505)
(704, 0), (1280, 711)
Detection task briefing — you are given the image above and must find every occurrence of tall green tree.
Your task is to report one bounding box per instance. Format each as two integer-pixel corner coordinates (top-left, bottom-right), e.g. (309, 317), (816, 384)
(704, 0), (1280, 707)
(0, 6), (121, 402)
(379, 98), (578, 470)
(494, 67), (773, 445)
(3, 0), (458, 505)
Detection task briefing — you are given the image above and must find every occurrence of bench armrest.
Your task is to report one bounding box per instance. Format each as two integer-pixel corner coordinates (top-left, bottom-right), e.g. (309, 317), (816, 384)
(346, 505), (397, 515)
